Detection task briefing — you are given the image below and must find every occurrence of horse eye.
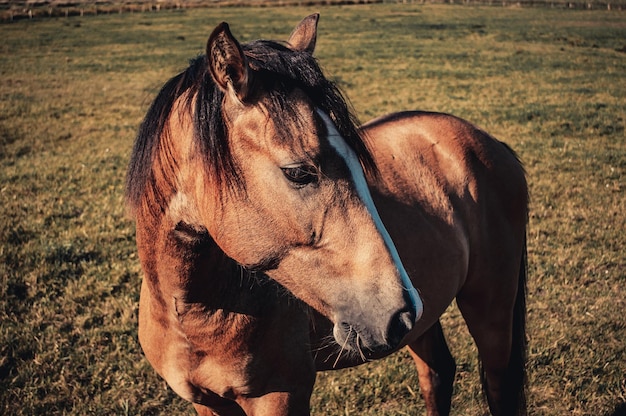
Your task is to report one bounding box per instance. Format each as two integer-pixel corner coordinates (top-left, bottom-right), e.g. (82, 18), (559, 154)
(281, 164), (319, 186)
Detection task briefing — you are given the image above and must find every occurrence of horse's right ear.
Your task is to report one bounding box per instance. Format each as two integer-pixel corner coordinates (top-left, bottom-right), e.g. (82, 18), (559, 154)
(287, 13), (319, 54)
(207, 22), (250, 102)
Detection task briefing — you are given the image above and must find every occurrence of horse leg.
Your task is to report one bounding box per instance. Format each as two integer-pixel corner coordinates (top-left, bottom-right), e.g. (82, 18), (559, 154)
(406, 321), (456, 416)
(456, 271), (527, 416)
(237, 391), (311, 416)
(193, 402), (246, 416)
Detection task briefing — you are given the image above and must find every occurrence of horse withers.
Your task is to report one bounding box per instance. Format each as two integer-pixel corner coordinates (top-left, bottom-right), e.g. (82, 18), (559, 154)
(126, 14), (528, 416)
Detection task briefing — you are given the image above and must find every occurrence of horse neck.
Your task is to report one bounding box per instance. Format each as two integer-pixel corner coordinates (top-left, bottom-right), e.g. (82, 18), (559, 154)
(136, 205), (280, 317)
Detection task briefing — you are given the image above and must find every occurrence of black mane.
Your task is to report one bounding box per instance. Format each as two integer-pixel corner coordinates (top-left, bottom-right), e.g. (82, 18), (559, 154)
(125, 39), (375, 215)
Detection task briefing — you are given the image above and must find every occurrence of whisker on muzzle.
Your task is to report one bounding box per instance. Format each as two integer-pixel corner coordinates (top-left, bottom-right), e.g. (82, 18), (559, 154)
(355, 333), (366, 363)
(333, 325), (354, 369)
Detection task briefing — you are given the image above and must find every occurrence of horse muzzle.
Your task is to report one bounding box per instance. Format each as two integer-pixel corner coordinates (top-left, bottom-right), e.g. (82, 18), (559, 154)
(333, 306), (417, 359)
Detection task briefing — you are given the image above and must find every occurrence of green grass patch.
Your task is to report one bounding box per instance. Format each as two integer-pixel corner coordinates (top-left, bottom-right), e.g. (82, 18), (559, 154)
(1, 4), (625, 415)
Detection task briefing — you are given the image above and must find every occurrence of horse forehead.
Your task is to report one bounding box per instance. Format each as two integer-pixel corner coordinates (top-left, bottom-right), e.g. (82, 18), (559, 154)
(229, 102), (323, 157)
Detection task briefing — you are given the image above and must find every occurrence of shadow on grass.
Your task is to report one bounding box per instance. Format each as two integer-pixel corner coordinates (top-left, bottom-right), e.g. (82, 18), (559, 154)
(607, 402), (626, 416)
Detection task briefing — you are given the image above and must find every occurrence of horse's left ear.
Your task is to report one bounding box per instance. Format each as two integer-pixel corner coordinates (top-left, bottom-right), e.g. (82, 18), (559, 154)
(287, 13), (319, 54)
(207, 22), (250, 102)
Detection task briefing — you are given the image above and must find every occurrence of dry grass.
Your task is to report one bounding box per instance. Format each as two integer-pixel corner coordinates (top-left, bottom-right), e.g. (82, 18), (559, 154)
(1, 4), (624, 415)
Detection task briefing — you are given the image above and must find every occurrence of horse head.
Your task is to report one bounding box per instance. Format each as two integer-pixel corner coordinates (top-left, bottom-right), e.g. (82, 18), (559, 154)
(135, 15), (423, 359)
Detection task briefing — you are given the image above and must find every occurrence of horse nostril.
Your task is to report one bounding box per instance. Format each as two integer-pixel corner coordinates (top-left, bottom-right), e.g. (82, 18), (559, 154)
(388, 309), (415, 346)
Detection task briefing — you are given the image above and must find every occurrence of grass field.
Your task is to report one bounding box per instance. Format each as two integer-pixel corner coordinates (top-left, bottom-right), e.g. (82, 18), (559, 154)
(2, 0), (625, 23)
(1, 4), (625, 415)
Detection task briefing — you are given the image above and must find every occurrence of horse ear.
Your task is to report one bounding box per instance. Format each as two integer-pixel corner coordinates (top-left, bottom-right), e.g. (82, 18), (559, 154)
(287, 13), (319, 54)
(207, 22), (250, 102)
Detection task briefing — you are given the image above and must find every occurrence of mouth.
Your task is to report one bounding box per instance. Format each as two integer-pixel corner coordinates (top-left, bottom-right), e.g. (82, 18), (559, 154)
(332, 322), (369, 365)
(332, 308), (416, 363)
(332, 323), (395, 364)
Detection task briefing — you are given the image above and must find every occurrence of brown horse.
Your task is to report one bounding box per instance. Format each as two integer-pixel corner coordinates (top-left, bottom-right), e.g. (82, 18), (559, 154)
(126, 14), (528, 416)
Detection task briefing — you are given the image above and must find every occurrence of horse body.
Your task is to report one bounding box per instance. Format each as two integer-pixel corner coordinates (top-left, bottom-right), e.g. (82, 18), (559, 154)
(364, 112), (528, 415)
(127, 15), (527, 416)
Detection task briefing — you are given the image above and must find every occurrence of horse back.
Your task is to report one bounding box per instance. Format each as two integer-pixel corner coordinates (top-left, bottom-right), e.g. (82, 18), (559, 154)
(362, 111), (526, 212)
(362, 111), (527, 232)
